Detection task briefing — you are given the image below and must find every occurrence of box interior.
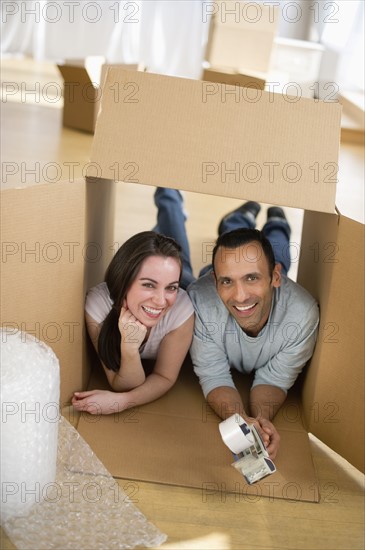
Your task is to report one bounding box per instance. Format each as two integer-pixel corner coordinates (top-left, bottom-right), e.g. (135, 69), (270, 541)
(2, 69), (363, 504)
(77, 361), (320, 502)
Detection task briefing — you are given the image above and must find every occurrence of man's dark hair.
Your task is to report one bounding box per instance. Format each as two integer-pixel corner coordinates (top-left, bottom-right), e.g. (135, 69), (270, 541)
(212, 228), (276, 278)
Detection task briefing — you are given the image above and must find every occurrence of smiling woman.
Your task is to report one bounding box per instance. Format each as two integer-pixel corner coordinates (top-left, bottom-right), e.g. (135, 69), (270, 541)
(72, 231), (194, 415)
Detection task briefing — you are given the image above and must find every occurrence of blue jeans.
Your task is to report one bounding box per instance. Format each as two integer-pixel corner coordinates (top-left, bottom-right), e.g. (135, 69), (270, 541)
(153, 188), (291, 287)
(153, 187), (195, 289)
(219, 210), (291, 276)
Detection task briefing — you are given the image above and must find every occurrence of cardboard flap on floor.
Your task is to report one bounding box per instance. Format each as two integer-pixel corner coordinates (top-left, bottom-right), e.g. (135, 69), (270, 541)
(77, 365), (319, 503)
(90, 68), (341, 213)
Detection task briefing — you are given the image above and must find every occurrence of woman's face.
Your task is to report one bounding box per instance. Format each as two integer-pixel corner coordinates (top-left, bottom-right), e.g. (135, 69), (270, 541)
(125, 255), (181, 327)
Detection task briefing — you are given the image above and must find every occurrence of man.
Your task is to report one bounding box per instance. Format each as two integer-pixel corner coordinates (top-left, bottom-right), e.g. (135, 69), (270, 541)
(154, 188), (319, 459)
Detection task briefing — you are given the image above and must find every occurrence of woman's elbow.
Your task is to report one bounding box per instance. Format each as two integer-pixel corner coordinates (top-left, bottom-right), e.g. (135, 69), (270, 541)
(110, 372), (146, 392)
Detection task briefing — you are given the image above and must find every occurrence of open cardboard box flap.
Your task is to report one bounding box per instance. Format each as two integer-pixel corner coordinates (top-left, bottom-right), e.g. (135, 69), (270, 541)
(202, 67), (267, 91)
(57, 64), (100, 132)
(57, 60), (140, 133)
(297, 209), (364, 472)
(58, 57), (106, 86)
(89, 68), (341, 213)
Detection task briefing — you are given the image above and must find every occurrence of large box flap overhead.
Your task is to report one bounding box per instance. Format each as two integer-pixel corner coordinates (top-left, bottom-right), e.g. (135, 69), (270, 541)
(90, 69), (341, 213)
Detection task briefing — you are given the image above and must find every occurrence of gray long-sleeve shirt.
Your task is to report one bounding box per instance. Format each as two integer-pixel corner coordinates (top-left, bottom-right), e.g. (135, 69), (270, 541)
(188, 272), (319, 398)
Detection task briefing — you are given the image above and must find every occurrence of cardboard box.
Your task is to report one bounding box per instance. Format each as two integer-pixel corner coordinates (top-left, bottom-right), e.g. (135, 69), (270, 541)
(297, 210), (364, 472)
(1, 177), (116, 406)
(339, 92), (365, 145)
(57, 57), (140, 133)
(2, 69), (363, 502)
(87, 68), (363, 477)
(206, 1), (278, 74)
(271, 37), (325, 99)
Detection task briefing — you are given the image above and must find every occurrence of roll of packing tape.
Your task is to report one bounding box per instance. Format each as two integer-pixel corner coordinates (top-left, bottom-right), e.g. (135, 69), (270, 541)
(219, 414), (255, 454)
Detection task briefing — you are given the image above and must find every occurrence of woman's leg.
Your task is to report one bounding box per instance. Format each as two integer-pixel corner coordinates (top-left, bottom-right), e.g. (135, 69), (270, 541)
(262, 208), (291, 276)
(153, 187), (195, 289)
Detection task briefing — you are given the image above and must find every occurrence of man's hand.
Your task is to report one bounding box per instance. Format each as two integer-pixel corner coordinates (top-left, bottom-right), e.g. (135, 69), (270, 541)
(205, 386), (280, 459)
(244, 414), (280, 460)
(72, 389), (134, 415)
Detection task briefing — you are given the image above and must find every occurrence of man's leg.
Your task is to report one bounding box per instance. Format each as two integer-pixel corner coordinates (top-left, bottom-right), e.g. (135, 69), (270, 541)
(218, 201), (261, 234)
(202, 202), (291, 277)
(199, 202), (261, 277)
(153, 187), (195, 289)
(262, 207), (291, 276)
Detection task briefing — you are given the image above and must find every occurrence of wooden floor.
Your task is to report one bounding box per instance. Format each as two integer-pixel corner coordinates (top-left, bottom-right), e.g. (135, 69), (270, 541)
(1, 58), (364, 550)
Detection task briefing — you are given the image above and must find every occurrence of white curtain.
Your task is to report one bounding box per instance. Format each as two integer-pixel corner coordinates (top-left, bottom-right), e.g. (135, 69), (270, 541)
(138, 1), (209, 78)
(1, 0), (312, 78)
(2, 0), (363, 89)
(319, 0), (364, 92)
(1, 0), (210, 78)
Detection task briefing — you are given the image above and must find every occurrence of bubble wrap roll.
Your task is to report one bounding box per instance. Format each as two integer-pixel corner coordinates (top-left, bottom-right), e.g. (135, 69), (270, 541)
(1, 329), (167, 548)
(0, 329), (60, 523)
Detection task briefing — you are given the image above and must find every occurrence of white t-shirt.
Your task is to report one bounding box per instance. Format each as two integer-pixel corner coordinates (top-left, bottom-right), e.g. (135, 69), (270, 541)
(85, 282), (194, 359)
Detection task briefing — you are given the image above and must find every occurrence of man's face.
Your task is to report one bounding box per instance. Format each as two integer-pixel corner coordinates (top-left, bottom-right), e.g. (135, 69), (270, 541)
(214, 242), (281, 337)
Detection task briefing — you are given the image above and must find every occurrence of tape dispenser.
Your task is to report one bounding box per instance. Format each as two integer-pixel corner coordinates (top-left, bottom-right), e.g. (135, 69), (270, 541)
(219, 414), (276, 485)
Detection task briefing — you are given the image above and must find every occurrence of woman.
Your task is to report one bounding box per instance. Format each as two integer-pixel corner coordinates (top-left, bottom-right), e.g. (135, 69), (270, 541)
(72, 230), (194, 415)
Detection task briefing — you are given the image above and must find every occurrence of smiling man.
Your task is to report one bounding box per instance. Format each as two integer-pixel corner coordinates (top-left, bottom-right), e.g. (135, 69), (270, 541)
(188, 216), (319, 460)
(152, 188), (319, 460)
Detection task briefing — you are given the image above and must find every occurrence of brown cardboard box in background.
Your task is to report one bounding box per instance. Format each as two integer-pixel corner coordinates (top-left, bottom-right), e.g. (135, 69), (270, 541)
(206, 1), (278, 76)
(1, 69), (363, 501)
(57, 57), (140, 133)
(339, 92), (365, 145)
(205, 4), (327, 100)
